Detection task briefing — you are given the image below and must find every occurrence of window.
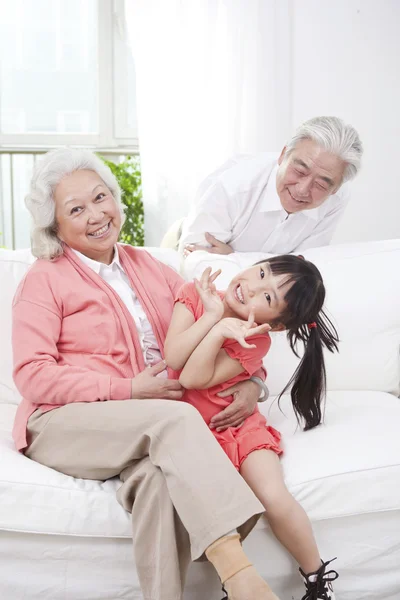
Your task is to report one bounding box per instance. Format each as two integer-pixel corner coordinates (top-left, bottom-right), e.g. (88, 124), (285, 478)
(0, 0), (138, 148)
(0, 0), (138, 248)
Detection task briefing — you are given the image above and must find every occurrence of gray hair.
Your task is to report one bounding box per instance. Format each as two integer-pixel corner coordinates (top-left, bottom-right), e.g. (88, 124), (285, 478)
(285, 116), (363, 184)
(25, 148), (125, 260)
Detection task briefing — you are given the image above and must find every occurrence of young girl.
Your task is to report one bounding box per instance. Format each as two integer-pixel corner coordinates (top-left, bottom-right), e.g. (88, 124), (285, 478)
(164, 255), (340, 600)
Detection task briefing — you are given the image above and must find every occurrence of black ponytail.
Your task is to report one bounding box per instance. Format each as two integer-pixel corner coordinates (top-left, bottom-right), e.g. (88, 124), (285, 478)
(280, 310), (339, 430)
(259, 255), (339, 430)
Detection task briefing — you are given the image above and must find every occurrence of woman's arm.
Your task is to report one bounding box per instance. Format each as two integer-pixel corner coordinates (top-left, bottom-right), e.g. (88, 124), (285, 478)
(13, 298), (132, 404)
(13, 261), (185, 404)
(13, 299), (184, 405)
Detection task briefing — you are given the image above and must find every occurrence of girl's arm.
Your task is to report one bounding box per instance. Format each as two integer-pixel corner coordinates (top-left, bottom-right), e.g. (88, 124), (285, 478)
(164, 301), (221, 370)
(164, 268), (224, 370)
(179, 326), (243, 389)
(179, 316), (270, 389)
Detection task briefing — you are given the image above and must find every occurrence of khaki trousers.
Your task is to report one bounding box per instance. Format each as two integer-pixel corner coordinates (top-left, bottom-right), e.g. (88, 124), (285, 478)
(26, 400), (263, 600)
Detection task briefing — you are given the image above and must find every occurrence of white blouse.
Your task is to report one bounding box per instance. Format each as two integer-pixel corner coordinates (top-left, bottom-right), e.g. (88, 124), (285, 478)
(72, 246), (163, 369)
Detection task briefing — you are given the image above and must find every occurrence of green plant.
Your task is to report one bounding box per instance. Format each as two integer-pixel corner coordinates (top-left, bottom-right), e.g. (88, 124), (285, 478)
(101, 154), (144, 246)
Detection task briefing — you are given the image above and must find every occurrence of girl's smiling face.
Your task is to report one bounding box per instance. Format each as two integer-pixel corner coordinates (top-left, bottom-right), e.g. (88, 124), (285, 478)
(223, 262), (292, 329)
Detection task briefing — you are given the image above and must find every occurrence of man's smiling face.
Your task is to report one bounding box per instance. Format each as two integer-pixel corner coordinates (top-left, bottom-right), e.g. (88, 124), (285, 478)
(276, 139), (346, 213)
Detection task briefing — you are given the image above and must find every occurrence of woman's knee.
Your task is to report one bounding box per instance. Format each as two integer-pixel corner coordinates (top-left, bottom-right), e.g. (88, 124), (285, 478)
(118, 458), (168, 511)
(170, 401), (205, 425)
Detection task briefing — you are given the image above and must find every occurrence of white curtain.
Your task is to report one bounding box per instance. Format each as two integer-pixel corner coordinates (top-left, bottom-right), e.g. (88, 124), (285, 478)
(124, 0), (292, 245)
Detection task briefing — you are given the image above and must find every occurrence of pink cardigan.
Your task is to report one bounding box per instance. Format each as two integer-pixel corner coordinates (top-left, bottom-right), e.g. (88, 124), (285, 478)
(12, 244), (183, 451)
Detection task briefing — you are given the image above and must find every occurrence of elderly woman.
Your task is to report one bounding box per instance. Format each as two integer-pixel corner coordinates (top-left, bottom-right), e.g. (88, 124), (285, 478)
(12, 149), (278, 600)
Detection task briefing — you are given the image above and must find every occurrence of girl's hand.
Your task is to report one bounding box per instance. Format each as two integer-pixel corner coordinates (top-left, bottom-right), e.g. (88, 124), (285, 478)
(215, 310), (271, 349)
(194, 267), (224, 320)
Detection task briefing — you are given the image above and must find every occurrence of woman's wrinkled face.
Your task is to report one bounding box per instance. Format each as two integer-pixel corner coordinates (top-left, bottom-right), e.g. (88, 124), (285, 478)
(54, 169), (121, 264)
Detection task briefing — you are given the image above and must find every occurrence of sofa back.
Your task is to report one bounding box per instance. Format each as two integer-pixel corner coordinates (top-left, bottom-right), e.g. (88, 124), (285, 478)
(264, 240), (400, 397)
(0, 241), (399, 405)
(0, 249), (36, 405)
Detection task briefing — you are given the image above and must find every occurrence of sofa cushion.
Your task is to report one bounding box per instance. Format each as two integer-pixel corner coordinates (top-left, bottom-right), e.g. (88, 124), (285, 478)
(1, 390), (399, 538)
(0, 249), (35, 405)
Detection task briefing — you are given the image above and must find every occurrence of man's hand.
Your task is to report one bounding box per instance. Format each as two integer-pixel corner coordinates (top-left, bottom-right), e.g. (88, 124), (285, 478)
(183, 232), (234, 256)
(210, 379), (260, 431)
(131, 361), (184, 400)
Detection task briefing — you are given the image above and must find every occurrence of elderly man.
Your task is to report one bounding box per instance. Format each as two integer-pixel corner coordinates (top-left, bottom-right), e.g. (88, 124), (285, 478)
(179, 116), (363, 261)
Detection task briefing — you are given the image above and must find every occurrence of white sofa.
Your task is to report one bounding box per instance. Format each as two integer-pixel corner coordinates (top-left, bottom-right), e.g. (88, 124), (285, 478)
(1, 240), (400, 600)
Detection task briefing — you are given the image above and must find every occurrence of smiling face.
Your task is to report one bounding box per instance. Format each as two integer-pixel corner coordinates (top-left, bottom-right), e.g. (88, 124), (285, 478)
(54, 169), (121, 264)
(276, 139), (346, 213)
(223, 262), (293, 329)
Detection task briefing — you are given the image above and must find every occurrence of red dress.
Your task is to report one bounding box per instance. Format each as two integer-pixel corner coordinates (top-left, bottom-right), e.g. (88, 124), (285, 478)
(176, 282), (282, 471)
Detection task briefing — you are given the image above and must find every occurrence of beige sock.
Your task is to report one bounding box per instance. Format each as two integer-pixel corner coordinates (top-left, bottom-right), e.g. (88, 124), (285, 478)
(205, 534), (280, 600)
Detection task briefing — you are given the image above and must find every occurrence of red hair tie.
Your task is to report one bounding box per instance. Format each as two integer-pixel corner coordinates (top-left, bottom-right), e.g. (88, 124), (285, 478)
(308, 322), (317, 330)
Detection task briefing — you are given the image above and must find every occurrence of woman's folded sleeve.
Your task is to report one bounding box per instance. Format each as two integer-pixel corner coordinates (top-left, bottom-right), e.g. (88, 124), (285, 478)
(12, 298), (131, 405)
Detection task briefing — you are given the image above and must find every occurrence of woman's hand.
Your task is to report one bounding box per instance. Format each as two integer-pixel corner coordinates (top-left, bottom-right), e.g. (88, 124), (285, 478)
(131, 361), (184, 400)
(215, 311), (271, 348)
(210, 379), (260, 431)
(194, 267), (223, 321)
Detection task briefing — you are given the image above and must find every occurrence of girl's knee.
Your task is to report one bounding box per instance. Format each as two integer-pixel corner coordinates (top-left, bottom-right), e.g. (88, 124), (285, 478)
(262, 485), (293, 512)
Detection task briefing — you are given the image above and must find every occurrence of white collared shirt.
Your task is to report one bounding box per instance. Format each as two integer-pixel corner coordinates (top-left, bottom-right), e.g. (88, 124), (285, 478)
(71, 246), (163, 368)
(179, 153), (350, 257)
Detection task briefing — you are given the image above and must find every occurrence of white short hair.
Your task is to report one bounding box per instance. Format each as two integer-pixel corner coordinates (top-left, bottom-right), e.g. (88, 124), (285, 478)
(25, 148), (125, 260)
(285, 116), (363, 184)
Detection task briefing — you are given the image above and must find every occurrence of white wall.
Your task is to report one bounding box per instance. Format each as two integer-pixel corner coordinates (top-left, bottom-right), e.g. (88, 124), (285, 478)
(290, 0), (400, 243)
(153, 0), (400, 245)
(3, 1), (399, 248)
